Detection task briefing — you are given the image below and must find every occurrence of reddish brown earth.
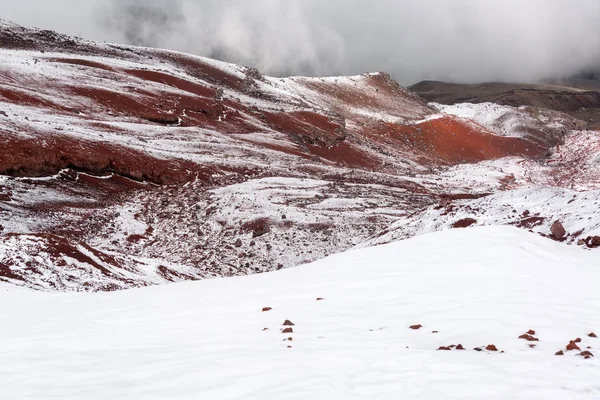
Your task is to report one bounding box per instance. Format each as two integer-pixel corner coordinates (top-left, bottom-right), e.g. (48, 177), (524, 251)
(0, 20), (595, 292)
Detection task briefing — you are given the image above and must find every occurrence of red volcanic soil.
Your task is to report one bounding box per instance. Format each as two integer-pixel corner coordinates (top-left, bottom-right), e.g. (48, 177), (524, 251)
(368, 116), (545, 166)
(0, 135), (203, 184)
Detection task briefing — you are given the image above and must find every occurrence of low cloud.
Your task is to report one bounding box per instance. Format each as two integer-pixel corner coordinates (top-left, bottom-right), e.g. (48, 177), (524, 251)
(2, 0), (600, 85)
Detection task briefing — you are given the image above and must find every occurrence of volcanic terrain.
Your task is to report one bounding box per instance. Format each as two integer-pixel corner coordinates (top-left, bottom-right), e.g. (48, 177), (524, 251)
(1, 20), (599, 291)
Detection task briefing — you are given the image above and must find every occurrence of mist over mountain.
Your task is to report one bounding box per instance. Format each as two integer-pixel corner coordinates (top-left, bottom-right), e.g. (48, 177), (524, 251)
(2, 0), (600, 85)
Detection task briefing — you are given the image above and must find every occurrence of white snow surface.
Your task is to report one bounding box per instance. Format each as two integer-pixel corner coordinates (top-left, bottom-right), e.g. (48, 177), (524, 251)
(1, 226), (599, 399)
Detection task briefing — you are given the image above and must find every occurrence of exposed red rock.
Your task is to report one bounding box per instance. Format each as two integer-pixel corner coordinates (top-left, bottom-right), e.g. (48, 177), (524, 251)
(316, 298), (325, 301)
(556, 350), (565, 356)
(410, 325), (423, 330)
(282, 328), (293, 334)
(579, 351), (594, 358)
(551, 221), (567, 240)
(589, 332), (598, 338)
(437, 346), (452, 351)
(283, 320), (295, 326)
(574, 338), (582, 343)
(452, 218), (478, 229)
(519, 334), (539, 342)
(567, 341), (581, 351)
(527, 330), (536, 335)
(486, 345), (498, 352)
(262, 307), (272, 312)
(456, 344), (465, 350)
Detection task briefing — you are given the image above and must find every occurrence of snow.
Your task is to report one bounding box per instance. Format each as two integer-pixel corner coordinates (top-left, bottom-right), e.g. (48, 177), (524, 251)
(1, 226), (599, 399)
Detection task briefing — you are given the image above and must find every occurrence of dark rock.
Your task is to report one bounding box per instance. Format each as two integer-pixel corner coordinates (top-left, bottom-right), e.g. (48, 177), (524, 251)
(567, 341), (581, 351)
(551, 221), (566, 240)
(456, 344), (465, 350)
(519, 334), (539, 342)
(0, 110), (7, 117)
(486, 344), (498, 352)
(282, 327), (293, 334)
(437, 346), (452, 351)
(410, 325), (423, 330)
(234, 239), (242, 248)
(589, 332), (598, 338)
(283, 320), (295, 326)
(555, 350), (564, 356)
(262, 307), (272, 312)
(452, 218), (477, 229)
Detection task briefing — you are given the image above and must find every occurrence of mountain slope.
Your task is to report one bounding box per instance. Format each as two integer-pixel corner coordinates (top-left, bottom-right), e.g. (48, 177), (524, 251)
(1, 227), (599, 399)
(0, 20), (599, 291)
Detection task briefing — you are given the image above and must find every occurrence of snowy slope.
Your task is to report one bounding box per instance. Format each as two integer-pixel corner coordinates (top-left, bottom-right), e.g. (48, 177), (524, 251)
(1, 226), (599, 399)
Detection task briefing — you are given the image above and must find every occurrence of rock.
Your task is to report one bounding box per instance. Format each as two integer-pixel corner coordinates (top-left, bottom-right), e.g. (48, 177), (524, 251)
(283, 320), (295, 326)
(527, 330), (536, 335)
(456, 344), (465, 350)
(452, 218), (477, 229)
(432, 331), (439, 334)
(555, 350), (564, 356)
(529, 344), (536, 348)
(282, 327), (293, 334)
(567, 341), (581, 351)
(584, 236), (600, 248)
(262, 307), (272, 312)
(574, 338), (582, 343)
(589, 332), (598, 338)
(578, 239), (586, 246)
(316, 298), (325, 301)
(550, 221), (566, 240)
(0, 110), (7, 117)
(410, 325), (423, 330)
(473, 347), (483, 352)
(287, 337), (293, 342)
(234, 239), (242, 248)
(287, 345), (293, 348)
(437, 346), (452, 351)
(486, 344), (498, 352)
(579, 351), (594, 358)
(519, 334), (539, 342)
(0, 224), (4, 232)
(262, 328), (269, 331)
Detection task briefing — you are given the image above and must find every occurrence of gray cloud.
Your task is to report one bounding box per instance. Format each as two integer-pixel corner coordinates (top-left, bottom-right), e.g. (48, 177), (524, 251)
(2, 0), (600, 85)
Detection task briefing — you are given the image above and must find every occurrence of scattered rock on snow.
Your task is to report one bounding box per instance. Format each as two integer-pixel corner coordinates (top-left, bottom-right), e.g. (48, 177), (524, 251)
(283, 320), (295, 326)
(282, 328), (293, 334)
(579, 351), (594, 358)
(486, 344), (498, 352)
(567, 341), (581, 351)
(410, 325), (423, 330)
(437, 346), (452, 351)
(456, 344), (465, 350)
(262, 307), (272, 312)
(452, 218), (477, 229)
(234, 239), (243, 248)
(527, 330), (536, 335)
(589, 332), (598, 338)
(519, 334), (539, 342)
(551, 221), (567, 240)
(556, 351), (565, 356)
(574, 338), (582, 343)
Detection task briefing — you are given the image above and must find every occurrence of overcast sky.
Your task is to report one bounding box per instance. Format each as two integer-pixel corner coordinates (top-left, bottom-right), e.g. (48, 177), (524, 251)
(2, 0), (600, 85)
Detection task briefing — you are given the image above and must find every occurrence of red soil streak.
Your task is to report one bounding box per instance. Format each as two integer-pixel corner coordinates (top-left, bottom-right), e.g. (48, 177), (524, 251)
(125, 69), (215, 98)
(47, 58), (116, 72)
(305, 142), (382, 170)
(0, 87), (72, 112)
(0, 135), (205, 184)
(368, 116), (545, 165)
(264, 110), (345, 146)
(158, 52), (249, 93)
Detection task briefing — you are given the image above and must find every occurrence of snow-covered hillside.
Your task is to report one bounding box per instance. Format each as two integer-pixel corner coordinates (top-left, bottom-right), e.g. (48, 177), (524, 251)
(1, 226), (598, 399)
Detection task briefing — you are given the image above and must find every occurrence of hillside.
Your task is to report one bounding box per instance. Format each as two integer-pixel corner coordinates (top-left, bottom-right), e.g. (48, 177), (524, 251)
(0, 20), (599, 292)
(1, 227), (599, 399)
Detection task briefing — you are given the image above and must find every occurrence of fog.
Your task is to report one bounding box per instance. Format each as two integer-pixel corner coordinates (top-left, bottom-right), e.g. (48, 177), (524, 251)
(2, 0), (600, 85)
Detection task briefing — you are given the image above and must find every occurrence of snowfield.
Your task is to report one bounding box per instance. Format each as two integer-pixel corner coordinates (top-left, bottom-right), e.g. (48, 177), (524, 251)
(1, 226), (599, 399)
